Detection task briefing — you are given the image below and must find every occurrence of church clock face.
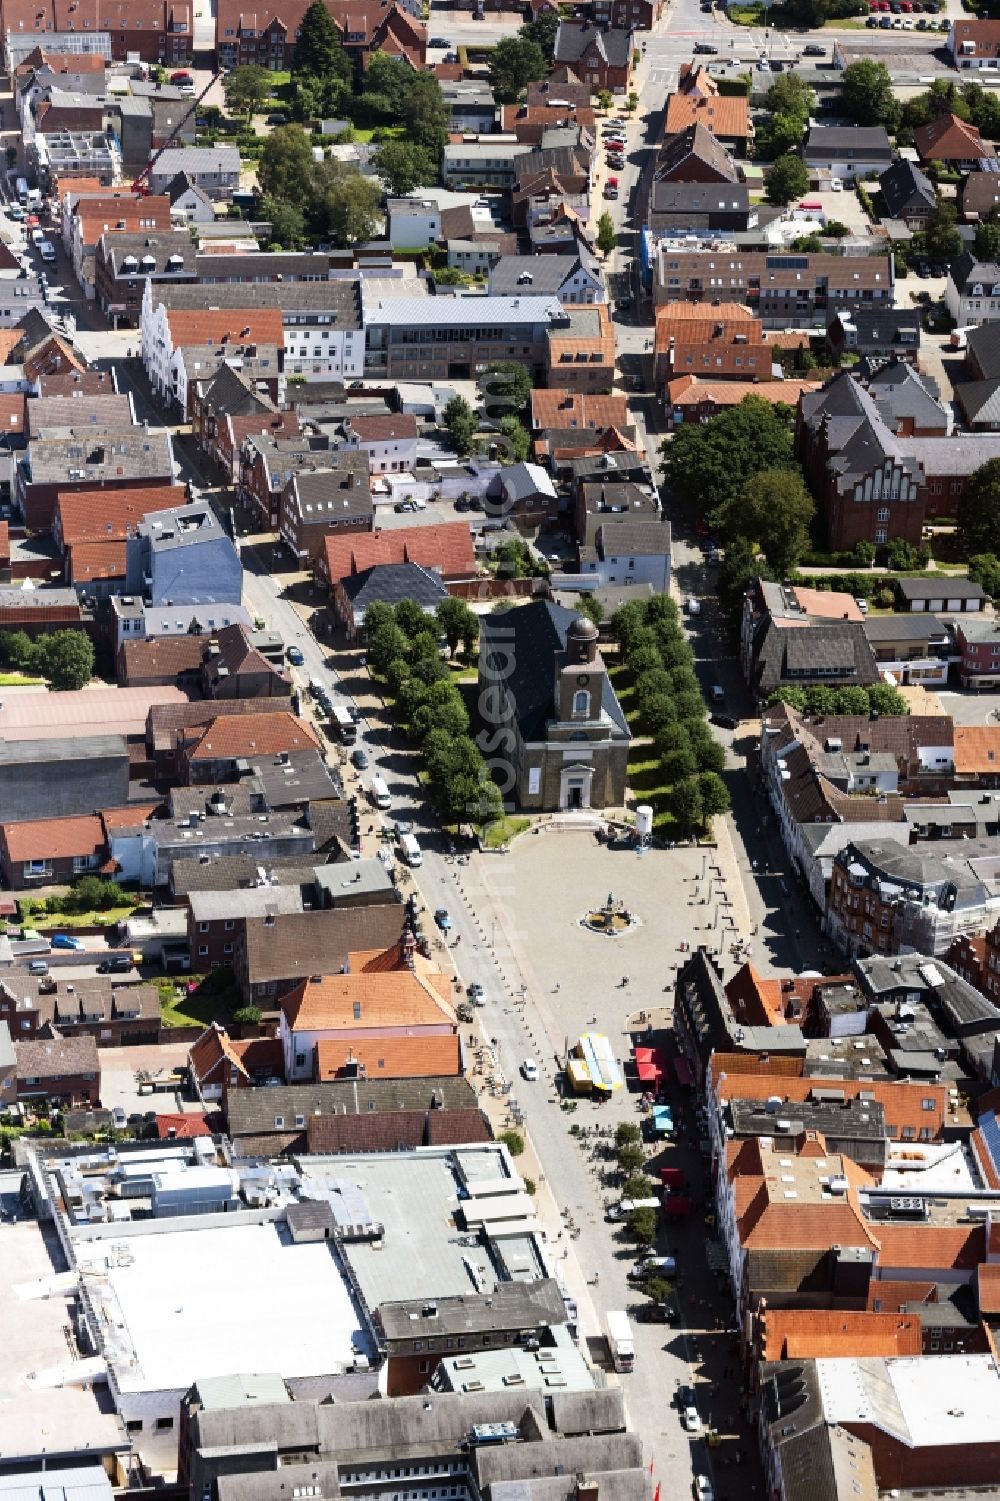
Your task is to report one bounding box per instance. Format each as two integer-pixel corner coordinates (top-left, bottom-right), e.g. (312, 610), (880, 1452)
(576, 674), (590, 686)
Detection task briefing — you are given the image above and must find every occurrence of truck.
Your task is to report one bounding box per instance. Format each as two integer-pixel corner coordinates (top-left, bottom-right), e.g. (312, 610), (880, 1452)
(606, 1310), (635, 1374)
(660, 1165), (692, 1218)
(399, 832), (422, 867)
(370, 774), (391, 810)
(332, 705), (357, 744)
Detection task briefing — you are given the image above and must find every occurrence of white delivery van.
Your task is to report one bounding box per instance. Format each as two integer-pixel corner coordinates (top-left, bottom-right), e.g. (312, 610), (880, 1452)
(399, 832), (422, 866)
(370, 775), (391, 811)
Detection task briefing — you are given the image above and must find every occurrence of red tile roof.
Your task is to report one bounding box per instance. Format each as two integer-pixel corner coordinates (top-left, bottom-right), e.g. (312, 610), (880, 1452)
(282, 968), (456, 1033)
(759, 1308), (923, 1360)
(155, 1112), (212, 1139)
(322, 520), (476, 586)
(914, 113), (987, 163)
(1, 813), (105, 863)
(68, 541), (128, 583)
(954, 725), (1000, 775)
(711, 1063), (947, 1138)
(101, 803), (160, 832)
(977, 1262), (1000, 1315)
(315, 1034), (461, 1080)
(165, 308), (284, 351)
(665, 91), (750, 139)
(58, 484), (187, 545)
(874, 1222), (985, 1272)
(529, 390), (630, 431)
(184, 711), (319, 761)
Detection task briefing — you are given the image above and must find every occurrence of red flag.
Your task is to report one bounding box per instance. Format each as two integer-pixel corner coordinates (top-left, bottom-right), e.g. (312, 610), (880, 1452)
(650, 1459), (655, 1475)
(653, 1484), (661, 1501)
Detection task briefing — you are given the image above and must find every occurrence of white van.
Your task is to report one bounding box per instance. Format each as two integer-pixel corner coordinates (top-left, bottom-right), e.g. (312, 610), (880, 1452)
(606, 1195), (660, 1223)
(370, 774), (391, 811)
(399, 832), (422, 866)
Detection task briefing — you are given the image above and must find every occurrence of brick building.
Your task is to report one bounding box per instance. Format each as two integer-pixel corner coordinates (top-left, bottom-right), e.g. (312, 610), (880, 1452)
(214, 0), (426, 72)
(14, 1034), (100, 1107)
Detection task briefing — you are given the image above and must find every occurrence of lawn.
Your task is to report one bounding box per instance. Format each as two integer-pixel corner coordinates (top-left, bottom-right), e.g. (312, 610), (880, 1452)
(346, 124), (406, 143)
(607, 662), (638, 724)
(0, 672), (44, 686)
(627, 753), (678, 835)
(28, 906), (135, 931)
(481, 815), (530, 849)
(157, 978), (236, 1031)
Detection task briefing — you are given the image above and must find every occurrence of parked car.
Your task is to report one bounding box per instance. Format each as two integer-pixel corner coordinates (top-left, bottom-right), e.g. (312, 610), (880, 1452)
(429, 33), (450, 45)
(676, 1385), (696, 1410)
(27, 959), (49, 976)
(50, 933), (84, 950)
(468, 981), (485, 1004)
(287, 645), (304, 665)
(803, 41), (825, 52)
(685, 597), (701, 616)
(112, 1107), (127, 1129)
(695, 1477), (714, 1501)
(351, 747), (369, 770)
(711, 711), (739, 730)
(98, 954), (133, 974)
(265, 112), (288, 125)
(521, 1058), (539, 1081)
(434, 907), (453, 931)
(694, 40), (718, 52)
(682, 1407), (702, 1435)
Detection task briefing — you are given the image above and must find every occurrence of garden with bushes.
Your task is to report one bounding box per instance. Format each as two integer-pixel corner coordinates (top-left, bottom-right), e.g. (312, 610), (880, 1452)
(364, 598), (508, 833)
(609, 596), (731, 837)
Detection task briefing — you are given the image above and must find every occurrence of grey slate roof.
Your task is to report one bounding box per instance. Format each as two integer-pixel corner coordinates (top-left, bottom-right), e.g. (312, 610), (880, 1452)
(754, 621), (879, 695)
(956, 378), (1000, 426)
(966, 321), (1000, 380)
(653, 123), (740, 184)
(23, 427), (173, 486)
(879, 159), (936, 218)
(149, 279), (363, 327)
(489, 254), (588, 295)
(341, 562), (449, 614)
(803, 125), (893, 161)
(150, 146), (240, 177)
(480, 598), (630, 742)
(102, 232), (197, 276)
(598, 518), (671, 557)
(950, 250), (1000, 296)
(553, 19), (632, 67)
(866, 359), (948, 431)
(832, 307), (921, 349)
(378, 1279), (567, 1341)
(291, 462), (371, 522)
(226, 1074), (478, 1136)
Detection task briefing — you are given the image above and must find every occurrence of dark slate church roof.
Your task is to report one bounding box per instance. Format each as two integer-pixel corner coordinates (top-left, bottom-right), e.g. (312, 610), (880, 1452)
(480, 599), (630, 742)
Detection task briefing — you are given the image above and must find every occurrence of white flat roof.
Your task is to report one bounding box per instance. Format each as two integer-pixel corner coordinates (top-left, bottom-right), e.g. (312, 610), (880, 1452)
(77, 1220), (369, 1393)
(879, 1142), (977, 1194)
(817, 1354), (1000, 1446)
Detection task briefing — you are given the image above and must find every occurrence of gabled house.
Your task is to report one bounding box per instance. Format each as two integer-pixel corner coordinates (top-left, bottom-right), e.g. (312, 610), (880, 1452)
(803, 125), (893, 181)
(949, 16), (1000, 67)
(879, 159), (937, 229)
(552, 20), (633, 93)
(279, 934), (457, 1083)
(489, 251), (605, 304)
(215, 0), (426, 72)
(946, 251), (1000, 327)
(914, 113), (990, 170)
(649, 122), (740, 185)
(664, 88), (751, 157)
(278, 459), (373, 566)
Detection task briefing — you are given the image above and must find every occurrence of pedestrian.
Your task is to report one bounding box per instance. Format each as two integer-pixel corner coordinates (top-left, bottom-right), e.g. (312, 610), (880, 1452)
(553, 981), (561, 993)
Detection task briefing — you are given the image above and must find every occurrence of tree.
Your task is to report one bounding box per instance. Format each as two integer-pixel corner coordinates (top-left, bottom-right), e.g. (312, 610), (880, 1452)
(628, 1206), (659, 1247)
(698, 772), (730, 824)
(758, 113), (810, 160)
(641, 1276), (674, 1308)
(694, 736), (726, 776)
(970, 552), (1000, 601)
(479, 360), (532, 416)
(833, 686), (871, 715)
(520, 8), (558, 54)
(223, 64), (272, 119)
(443, 395), (478, 457)
(436, 598), (479, 656)
(0, 629), (35, 670)
(854, 539), (877, 567)
(867, 683), (910, 716)
(617, 1142), (646, 1175)
(489, 36), (547, 103)
(497, 414), (530, 462)
(499, 1129), (524, 1156)
(661, 745), (697, 784)
(925, 201), (962, 259)
(367, 621), (410, 676)
(259, 194), (306, 249)
(840, 61), (900, 130)
(371, 140), (436, 196)
(36, 629), (93, 690)
(596, 88), (614, 111)
(413, 695), (469, 741)
(717, 535), (766, 624)
(314, 166), (383, 246)
(766, 153), (810, 207)
(975, 218), (1000, 262)
(577, 594), (604, 626)
(766, 72), (815, 120)
(671, 774), (703, 833)
(803, 685), (839, 716)
(615, 1121), (642, 1148)
(662, 396), (795, 514)
(596, 211), (617, 257)
(396, 71), (449, 158)
(621, 1172), (655, 1200)
(233, 1005), (262, 1027)
(294, 0), (352, 89)
(958, 458), (1000, 555)
(717, 467), (815, 578)
(258, 123), (316, 202)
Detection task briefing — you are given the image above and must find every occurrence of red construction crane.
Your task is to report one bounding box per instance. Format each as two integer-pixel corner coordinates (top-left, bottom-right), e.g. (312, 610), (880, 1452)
(131, 71), (224, 196)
